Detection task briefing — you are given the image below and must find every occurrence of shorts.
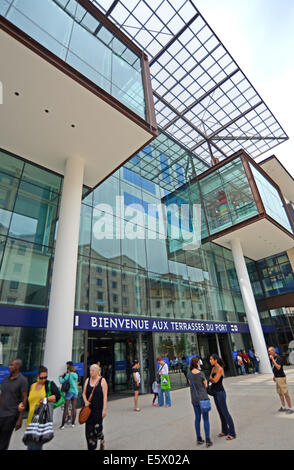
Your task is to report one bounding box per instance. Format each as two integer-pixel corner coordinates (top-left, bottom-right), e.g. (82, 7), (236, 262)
(133, 383), (140, 391)
(276, 377), (288, 396)
(65, 392), (78, 400)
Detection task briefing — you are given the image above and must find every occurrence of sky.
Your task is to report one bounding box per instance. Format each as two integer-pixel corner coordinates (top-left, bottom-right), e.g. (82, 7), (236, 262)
(194, 0), (294, 176)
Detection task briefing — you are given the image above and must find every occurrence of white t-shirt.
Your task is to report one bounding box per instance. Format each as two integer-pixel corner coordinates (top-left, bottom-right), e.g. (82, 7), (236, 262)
(159, 363), (169, 375)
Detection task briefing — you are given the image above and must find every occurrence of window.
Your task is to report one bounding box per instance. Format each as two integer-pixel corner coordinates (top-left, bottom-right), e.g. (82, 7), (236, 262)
(9, 281), (19, 290)
(122, 297), (128, 306)
(97, 279), (103, 286)
(13, 263), (22, 273)
(112, 282), (117, 289)
(113, 295), (118, 303)
(97, 292), (103, 300)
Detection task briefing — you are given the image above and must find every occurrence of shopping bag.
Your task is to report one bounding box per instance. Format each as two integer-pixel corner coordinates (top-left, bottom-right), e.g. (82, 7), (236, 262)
(23, 401), (54, 446)
(160, 374), (171, 390)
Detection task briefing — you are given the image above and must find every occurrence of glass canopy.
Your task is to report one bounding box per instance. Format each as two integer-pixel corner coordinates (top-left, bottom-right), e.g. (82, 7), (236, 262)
(90, 0), (288, 169)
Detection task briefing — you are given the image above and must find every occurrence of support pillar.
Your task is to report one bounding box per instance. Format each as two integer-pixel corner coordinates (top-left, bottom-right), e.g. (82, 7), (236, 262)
(230, 238), (272, 374)
(44, 156), (84, 383)
(138, 333), (145, 394)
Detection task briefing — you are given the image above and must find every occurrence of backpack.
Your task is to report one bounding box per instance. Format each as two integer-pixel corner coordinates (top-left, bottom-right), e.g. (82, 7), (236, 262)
(61, 375), (70, 394)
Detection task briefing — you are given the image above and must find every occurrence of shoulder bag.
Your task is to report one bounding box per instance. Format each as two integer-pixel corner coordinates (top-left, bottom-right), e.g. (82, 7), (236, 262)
(47, 381), (65, 409)
(79, 378), (100, 425)
(190, 375), (211, 413)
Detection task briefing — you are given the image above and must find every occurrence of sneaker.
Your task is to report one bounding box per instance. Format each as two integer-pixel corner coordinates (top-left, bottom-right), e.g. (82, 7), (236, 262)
(197, 438), (204, 445)
(72, 424), (75, 428)
(206, 439), (213, 448)
(59, 426), (65, 430)
(286, 409), (294, 414)
(278, 407), (287, 412)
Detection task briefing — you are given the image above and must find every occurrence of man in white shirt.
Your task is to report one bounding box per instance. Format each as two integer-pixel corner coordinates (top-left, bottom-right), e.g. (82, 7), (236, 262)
(156, 357), (171, 408)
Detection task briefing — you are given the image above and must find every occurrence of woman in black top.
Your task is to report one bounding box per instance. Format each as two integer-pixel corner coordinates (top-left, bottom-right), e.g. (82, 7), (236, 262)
(82, 364), (108, 450)
(187, 357), (212, 447)
(209, 354), (236, 440)
(132, 360), (141, 412)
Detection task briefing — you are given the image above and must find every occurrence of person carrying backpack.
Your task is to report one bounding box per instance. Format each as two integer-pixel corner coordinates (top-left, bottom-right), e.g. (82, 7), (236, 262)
(59, 364), (79, 429)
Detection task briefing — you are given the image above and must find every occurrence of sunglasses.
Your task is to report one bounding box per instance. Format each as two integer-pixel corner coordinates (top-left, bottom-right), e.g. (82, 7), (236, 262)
(39, 376), (48, 380)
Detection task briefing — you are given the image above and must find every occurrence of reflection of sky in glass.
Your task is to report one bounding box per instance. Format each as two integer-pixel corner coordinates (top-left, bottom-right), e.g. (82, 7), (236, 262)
(250, 164), (293, 233)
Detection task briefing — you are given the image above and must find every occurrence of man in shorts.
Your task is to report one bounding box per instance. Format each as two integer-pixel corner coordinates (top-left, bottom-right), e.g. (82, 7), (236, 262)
(268, 346), (293, 414)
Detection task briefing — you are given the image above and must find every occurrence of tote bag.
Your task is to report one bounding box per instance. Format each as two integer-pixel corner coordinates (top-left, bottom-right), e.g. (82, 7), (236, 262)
(23, 401), (54, 445)
(160, 374), (171, 390)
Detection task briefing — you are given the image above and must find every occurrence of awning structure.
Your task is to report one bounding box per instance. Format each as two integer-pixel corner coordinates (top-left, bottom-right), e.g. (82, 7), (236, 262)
(90, 0), (288, 176)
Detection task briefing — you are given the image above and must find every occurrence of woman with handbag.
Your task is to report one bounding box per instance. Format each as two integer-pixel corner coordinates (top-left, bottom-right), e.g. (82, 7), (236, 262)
(187, 357), (212, 448)
(22, 365), (60, 450)
(82, 364), (108, 450)
(209, 354), (236, 441)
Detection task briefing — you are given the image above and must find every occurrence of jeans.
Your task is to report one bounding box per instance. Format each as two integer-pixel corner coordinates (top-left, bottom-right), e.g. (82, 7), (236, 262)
(193, 404), (210, 440)
(214, 390), (236, 437)
(158, 387), (171, 407)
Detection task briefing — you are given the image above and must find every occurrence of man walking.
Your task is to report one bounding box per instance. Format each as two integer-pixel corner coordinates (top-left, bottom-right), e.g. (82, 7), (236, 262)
(0, 359), (28, 450)
(156, 357), (171, 408)
(268, 347), (293, 414)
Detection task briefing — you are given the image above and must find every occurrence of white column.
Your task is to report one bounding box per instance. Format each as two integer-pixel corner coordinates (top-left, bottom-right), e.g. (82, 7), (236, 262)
(230, 238), (272, 374)
(138, 333), (145, 394)
(44, 156), (84, 383)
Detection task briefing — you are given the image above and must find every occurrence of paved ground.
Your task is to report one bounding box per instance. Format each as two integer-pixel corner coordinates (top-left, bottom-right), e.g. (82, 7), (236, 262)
(9, 366), (294, 451)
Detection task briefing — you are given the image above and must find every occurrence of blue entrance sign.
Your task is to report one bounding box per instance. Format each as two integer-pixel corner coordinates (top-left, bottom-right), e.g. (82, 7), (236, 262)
(74, 313), (252, 335)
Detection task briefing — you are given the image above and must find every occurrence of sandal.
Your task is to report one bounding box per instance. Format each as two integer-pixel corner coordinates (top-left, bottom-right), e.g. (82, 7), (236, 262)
(100, 440), (105, 450)
(218, 433), (227, 437)
(134, 408), (141, 412)
(226, 436), (235, 441)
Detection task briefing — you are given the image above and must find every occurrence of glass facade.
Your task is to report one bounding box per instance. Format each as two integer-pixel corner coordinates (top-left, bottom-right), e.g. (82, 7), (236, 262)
(0, 138), (293, 389)
(1, 0), (146, 119)
(255, 252), (294, 297)
(75, 133), (248, 327)
(198, 158), (259, 235)
(0, 149), (61, 308)
(250, 164), (293, 233)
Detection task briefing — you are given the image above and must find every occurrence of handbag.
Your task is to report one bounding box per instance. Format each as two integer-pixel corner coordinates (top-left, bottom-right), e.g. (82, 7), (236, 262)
(47, 381), (65, 409)
(23, 400), (54, 446)
(79, 378), (100, 425)
(190, 375), (211, 413)
(206, 383), (216, 397)
(61, 377), (70, 394)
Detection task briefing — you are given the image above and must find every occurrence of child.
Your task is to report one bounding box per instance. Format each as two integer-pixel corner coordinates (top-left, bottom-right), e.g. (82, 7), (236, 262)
(152, 380), (159, 406)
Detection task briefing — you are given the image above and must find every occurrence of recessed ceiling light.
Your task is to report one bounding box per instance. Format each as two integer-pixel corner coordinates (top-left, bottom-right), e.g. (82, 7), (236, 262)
(71, 124), (76, 128)
(14, 92), (19, 96)
(45, 109), (49, 113)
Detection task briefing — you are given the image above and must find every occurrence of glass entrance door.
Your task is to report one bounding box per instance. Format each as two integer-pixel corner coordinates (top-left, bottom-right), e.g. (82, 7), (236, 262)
(87, 331), (152, 395)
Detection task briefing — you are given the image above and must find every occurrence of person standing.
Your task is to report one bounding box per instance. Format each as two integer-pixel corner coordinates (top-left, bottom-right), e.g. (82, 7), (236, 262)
(241, 350), (250, 374)
(0, 359), (28, 450)
(156, 357), (171, 408)
(187, 357), (212, 448)
(251, 349), (260, 374)
(59, 364), (79, 429)
(82, 364), (108, 451)
(268, 346), (294, 414)
(209, 354), (236, 441)
(24, 365), (60, 450)
(131, 360), (141, 412)
(237, 352), (245, 375)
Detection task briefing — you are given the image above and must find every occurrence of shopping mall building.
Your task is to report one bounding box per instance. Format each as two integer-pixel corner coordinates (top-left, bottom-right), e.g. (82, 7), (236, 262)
(0, 0), (293, 396)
